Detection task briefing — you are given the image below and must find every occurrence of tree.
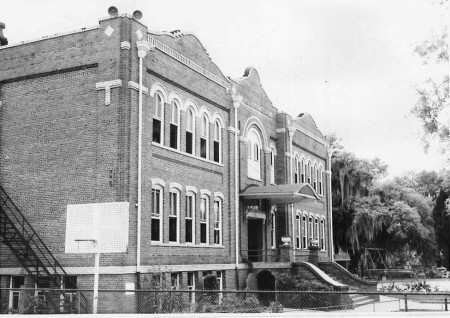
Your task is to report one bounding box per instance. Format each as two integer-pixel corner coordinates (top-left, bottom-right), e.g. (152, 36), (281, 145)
(412, 2), (449, 152)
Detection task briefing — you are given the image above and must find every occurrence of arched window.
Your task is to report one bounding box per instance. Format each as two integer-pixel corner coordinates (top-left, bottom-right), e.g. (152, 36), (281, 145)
(301, 158), (306, 183)
(270, 150), (275, 184)
(200, 195), (209, 244)
(301, 213), (307, 249)
(151, 185), (163, 242)
(169, 189), (180, 242)
(186, 108), (195, 154)
(185, 192), (195, 243)
(307, 161), (311, 184)
(320, 218), (326, 250)
(308, 214), (313, 244)
(294, 156), (299, 183)
(247, 128), (262, 180)
(319, 166), (323, 195)
(153, 93), (164, 144)
(200, 115), (209, 159)
(169, 101), (179, 149)
(213, 199), (222, 245)
(314, 217), (319, 242)
(313, 164), (317, 190)
(213, 121), (221, 163)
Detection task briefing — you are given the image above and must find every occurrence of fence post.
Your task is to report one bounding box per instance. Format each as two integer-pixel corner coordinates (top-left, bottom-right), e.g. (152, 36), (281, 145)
(445, 297), (448, 311)
(77, 291), (81, 314)
(404, 294), (408, 312)
(168, 290), (172, 313)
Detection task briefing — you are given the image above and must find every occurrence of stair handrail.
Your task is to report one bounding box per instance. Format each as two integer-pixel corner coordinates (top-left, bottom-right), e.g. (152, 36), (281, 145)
(0, 186), (67, 276)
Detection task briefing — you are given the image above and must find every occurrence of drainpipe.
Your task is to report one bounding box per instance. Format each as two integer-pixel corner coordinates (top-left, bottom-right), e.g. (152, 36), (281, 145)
(326, 148), (335, 261)
(288, 125), (296, 261)
(232, 95), (242, 270)
(136, 41), (151, 279)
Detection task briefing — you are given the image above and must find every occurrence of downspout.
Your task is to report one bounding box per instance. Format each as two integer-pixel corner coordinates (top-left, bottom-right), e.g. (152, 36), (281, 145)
(136, 41), (151, 279)
(232, 95), (242, 270)
(288, 126), (296, 261)
(326, 148), (334, 261)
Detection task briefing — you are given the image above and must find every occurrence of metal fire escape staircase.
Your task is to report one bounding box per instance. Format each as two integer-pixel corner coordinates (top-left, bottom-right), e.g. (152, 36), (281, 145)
(0, 185), (87, 313)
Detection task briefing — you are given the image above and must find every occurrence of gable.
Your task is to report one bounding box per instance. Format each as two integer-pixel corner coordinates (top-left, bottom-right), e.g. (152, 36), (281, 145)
(149, 31), (229, 84)
(294, 113), (326, 140)
(233, 67), (277, 113)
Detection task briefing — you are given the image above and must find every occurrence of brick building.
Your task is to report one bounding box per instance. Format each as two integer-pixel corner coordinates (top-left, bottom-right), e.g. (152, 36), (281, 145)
(0, 9), (365, 313)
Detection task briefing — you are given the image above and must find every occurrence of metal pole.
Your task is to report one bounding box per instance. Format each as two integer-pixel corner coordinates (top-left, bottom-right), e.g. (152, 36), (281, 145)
(77, 290), (81, 314)
(445, 297), (448, 311)
(93, 252), (100, 314)
(404, 294), (408, 312)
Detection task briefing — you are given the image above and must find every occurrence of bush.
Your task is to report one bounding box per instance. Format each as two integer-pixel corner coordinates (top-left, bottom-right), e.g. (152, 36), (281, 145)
(274, 272), (337, 310)
(196, 294), (264, 313)
(379, 280), (439, 293)
(275, 272), (331, 291)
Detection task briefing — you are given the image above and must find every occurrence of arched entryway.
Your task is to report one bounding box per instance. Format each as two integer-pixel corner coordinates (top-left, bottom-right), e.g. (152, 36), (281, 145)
(256, 270), (275, 305)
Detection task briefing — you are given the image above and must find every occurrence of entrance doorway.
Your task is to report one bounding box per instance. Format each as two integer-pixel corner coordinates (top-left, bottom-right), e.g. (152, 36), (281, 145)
(248, 219), (263, 262)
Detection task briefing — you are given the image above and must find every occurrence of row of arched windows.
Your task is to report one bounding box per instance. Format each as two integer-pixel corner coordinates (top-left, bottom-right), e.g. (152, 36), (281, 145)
(295, 212), (326, 251)
(294, 155), (324, 195)
(151, 83), (224, 164)
(151, 178), (223, 246)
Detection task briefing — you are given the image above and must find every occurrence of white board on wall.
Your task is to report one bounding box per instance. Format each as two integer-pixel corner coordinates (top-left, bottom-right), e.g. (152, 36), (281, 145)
(65, 202), (130, 254)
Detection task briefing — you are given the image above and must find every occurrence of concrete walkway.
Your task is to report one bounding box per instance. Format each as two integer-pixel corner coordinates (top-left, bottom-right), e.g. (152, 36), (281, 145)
(6, 312), (450, 318)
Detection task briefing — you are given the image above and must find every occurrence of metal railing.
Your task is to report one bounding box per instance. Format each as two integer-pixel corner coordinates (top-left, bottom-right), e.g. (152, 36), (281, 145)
(240, 249), (279, 263)
(0, 185), (88, 313)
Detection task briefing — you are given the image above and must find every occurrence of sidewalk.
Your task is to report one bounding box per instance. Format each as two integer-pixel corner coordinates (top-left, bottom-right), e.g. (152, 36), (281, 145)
(7, 312), (450, 318)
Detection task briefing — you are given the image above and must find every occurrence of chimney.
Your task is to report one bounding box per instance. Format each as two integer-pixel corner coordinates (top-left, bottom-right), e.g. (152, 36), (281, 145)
(0, 23), (8, 46)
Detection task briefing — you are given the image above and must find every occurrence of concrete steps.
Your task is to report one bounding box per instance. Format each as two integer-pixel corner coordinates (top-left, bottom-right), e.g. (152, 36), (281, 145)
(349, 293), (377, 308)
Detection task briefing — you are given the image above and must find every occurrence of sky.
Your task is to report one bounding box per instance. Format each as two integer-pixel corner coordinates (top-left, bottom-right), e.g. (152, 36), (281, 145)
(2, 0), (448, 178)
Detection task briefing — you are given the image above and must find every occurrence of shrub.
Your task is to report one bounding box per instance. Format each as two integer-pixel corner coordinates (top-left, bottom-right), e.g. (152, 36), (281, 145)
(273, 272), (337, 310)
(196, 294), (264, 313)
(379, 280), (439, 293)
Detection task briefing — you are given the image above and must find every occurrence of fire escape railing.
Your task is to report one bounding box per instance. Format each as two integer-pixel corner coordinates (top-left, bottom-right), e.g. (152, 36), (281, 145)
(0, 185), (88, 313)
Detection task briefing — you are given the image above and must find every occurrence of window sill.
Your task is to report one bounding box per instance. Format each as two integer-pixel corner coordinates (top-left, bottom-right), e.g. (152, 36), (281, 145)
(247, 176), (262, 182)
(152, 142), (224, 167)
(150, 242), (225, 249)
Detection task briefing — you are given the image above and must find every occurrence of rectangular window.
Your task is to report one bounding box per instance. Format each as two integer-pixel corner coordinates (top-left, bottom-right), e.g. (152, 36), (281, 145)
(200, 138), (207, 158)
(271, 212), (276, 248)
(296, 215), (300, 249)
(185, 195), (194, 243)
(170, 124), (178, 149)
(213, 200), (221, 245)
(186, 131), (193, 154)
(200, 197), (208, 244)
(169, 192), (179, 242)
(217, 271), (223, 302)
(188, 272), (196, 303)
(153, 119), (161, 143)
(10, 276), (24, 310)
(151, 189), (162, 242)
(171, 273), (179, 290)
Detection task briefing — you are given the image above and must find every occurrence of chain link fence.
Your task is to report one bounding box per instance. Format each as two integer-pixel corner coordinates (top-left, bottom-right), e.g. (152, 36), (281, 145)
(1, 288), (450, 314)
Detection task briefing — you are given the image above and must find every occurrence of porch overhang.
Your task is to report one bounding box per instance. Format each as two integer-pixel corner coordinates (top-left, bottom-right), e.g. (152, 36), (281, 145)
(240, 183), (321, 204)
